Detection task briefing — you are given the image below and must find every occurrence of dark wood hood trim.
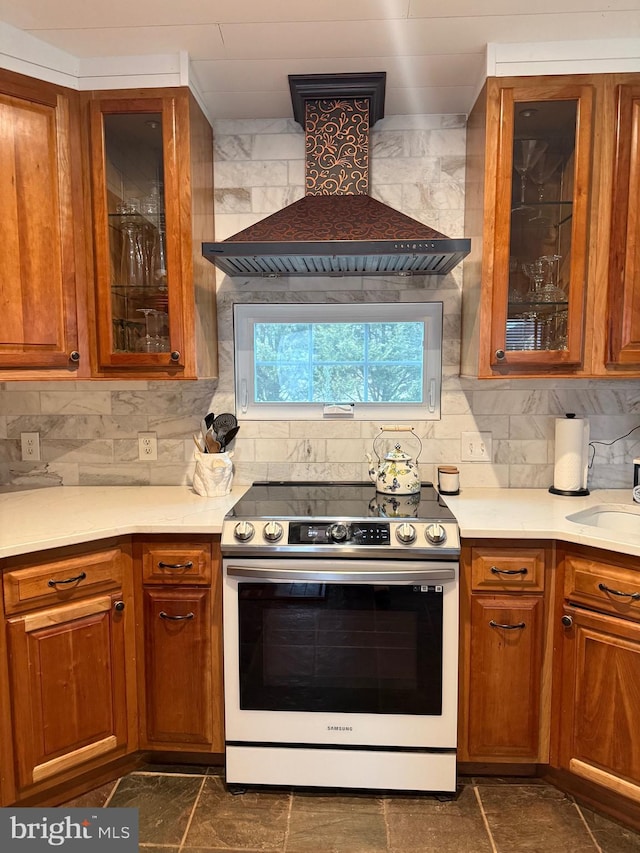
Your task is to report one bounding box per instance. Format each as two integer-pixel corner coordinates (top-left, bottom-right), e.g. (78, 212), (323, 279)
(288, 72), (386, 126)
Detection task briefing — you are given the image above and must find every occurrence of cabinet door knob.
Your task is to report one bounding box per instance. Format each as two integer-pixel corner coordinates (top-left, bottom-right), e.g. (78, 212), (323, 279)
(561, 614), (573, 628)
(69, 351), (80, 362)
(170, 351), (180, 362)
(495, 349), (506, 361)
(114, 600), (125, 612)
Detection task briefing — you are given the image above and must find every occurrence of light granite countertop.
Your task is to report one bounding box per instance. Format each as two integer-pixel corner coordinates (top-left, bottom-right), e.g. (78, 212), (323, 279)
(1, 485), (639, 561)
(444, 488), (640, 558)
(0, 485), (251, 559)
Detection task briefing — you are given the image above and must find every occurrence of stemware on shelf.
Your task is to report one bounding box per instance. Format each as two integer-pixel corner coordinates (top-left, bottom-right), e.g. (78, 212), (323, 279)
(136, 308), (169, 352)
(529, 152), (564, 202)
(512, 139), (548, 209)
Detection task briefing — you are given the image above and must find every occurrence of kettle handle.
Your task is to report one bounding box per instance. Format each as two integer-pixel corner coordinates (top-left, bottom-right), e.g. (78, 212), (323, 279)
(372, 426), (422, 463)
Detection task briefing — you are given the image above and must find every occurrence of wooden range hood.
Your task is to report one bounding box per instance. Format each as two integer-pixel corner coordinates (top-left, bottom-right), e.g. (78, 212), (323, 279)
(203, 72), (470, 278)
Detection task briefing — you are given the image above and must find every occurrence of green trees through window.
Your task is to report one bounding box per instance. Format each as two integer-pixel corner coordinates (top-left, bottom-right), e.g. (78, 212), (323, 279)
(254, 321), (424, 403)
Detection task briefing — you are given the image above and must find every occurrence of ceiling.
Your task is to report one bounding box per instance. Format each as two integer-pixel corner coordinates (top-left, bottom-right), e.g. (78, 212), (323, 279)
(0, 0), (638, 119)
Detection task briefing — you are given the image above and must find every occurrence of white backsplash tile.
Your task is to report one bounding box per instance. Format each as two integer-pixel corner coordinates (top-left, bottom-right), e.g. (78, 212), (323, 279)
(2, 115), (639, 492)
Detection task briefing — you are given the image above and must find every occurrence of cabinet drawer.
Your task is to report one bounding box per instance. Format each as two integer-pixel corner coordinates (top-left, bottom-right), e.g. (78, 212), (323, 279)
(471, 546), (546, 592)
(564, 554), (640, 621)
(141, 540), (212, 585)
(3, 547), (123, 615)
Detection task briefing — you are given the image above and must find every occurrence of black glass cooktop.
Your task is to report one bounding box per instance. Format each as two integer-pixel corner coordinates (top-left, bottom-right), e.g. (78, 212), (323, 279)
(227, 481), (455, 522)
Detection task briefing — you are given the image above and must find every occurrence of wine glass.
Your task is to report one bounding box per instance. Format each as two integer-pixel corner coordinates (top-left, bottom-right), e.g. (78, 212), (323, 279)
(537, 254), (565, 302)
(136, 308), (169, 352)
(529, 152), (564, 203)
(513, 139), (548, 209)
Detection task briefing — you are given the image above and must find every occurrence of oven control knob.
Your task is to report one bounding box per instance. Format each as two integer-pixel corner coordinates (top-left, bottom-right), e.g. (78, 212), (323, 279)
(233, 521), (255, 542)
(263, 521), (284, 542)
(396, 523), (417, 544)
(328, 523), (350, 542)
(425, 523), (447, 545)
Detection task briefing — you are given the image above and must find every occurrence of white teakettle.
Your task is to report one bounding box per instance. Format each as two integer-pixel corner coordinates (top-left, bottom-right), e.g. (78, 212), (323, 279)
(366, 428), (422, 495)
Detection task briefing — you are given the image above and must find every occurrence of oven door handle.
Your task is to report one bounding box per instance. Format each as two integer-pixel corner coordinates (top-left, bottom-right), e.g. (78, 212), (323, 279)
(226, 563), (457, 583)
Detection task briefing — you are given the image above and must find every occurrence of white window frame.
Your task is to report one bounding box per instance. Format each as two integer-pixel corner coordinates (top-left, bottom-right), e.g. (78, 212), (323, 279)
(233, 302), (442, 421)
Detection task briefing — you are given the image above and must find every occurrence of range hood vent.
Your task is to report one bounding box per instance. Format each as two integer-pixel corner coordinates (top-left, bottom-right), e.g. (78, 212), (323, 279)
(203, 73), (470, 278)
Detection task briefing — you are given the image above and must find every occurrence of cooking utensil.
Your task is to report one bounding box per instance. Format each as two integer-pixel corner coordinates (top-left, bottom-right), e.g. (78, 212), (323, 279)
(204, 432), (221, 453)
(193, 433), (205, 453)
(220, 424), (240, 449)
(204, 412), (215, 429)
(213, 413), (237, 437)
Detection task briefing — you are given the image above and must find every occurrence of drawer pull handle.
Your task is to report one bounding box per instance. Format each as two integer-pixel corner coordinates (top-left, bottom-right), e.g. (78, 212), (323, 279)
(598, 582), (640, 601)
(490, 567), (528, 576)
(159, 611), (195, 621)
(157, 561), (194, 570)
(47, 571), (87, 587)
(489, 620), (526, 630)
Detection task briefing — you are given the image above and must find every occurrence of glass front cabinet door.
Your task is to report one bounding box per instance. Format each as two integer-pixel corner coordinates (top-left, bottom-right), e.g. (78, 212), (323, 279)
(88, 96), (187, 375)
(465, 79), (596, 376)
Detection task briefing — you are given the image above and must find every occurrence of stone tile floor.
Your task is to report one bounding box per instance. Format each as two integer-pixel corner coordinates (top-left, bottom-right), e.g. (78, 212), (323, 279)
(63, 765), (640, 852)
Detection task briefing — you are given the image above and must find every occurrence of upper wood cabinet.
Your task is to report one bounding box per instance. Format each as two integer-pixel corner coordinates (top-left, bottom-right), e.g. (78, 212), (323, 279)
(0, 70), (88, 377)
(85, 89), (218, 379)
(462, 75), (596, 378)
(606, 82), (640, 368)
(462, 72), (640, 379)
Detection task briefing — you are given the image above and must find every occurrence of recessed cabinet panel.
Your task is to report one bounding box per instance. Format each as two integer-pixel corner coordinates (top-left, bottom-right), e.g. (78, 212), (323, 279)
(607, 83), (640, 367)
(0, 76), (83, 373)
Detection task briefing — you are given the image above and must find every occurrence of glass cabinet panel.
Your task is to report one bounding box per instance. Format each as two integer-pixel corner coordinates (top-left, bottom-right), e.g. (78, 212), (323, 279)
(103, 112), (170, 355)
(491, 83), (594, 371)
(507, 100), (576, 353)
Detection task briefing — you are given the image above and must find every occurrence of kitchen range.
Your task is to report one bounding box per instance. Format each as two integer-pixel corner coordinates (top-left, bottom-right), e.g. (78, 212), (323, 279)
(220, 481), (460, 793)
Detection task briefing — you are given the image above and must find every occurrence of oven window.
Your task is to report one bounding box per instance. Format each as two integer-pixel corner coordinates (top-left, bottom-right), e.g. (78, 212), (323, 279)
(237, 582), (443, 715)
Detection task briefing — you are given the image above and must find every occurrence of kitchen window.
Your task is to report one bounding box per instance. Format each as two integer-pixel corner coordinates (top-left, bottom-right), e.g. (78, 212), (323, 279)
(233, 302), (442, 420)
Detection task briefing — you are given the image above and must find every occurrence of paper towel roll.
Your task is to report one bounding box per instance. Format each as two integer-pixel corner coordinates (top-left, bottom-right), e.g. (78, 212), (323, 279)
(552, 416), (589, 494)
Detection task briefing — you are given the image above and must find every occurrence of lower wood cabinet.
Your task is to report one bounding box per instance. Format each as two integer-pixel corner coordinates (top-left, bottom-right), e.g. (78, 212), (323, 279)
(141, 587), (215, 748)
(555, 545), (640, 805)
(2, 541), (137, 798)
(135, 537), (224, 753)
(465, 595), (544, 759)
(459, 541), (554, 765)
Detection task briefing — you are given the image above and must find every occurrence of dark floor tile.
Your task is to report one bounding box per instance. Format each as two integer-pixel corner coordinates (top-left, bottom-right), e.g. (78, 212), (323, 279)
(183, 776), (289, 850)
(579, 805), (640, 852)
(136, 762), (211, 775)
(291, 789), (384, 814)
(386, 786), (492, 853)
(286, 809), (388, 853)
(60, 779), (120, 808)
(384, 780), (476, 815)
(107, 772), (203, 846)
(478, 783), (598, 852)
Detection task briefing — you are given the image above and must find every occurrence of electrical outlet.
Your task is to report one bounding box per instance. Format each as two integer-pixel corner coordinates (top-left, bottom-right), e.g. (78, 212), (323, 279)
(138, 432), (158, 461)
(461, 431), (492, 462)
(20, 432), (40, 461)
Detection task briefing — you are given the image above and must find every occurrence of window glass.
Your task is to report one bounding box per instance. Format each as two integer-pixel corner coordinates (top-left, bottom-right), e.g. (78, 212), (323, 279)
(234, 303), (442, 420)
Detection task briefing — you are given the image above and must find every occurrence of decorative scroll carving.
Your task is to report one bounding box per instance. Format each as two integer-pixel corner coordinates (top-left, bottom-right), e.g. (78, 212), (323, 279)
(305, 98), (369, 196)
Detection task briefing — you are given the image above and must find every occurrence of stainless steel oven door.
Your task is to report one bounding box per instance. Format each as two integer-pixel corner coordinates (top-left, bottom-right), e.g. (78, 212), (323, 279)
(222, 558), (458, 750)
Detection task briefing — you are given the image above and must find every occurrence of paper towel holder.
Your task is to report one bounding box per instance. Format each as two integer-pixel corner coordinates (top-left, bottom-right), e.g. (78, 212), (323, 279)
(549, 413), (590, 497)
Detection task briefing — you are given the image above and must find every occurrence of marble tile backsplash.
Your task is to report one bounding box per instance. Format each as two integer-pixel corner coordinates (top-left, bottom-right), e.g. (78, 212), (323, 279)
(2, 114), (640, 492)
